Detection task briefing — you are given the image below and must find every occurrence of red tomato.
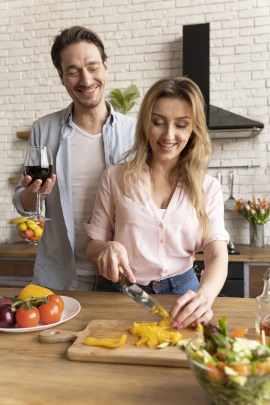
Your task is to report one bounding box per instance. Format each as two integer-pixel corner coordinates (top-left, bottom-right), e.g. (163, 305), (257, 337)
(39, 301), (62, 325)
(15, 305), (40, 328)
(49, 295), (64, 313)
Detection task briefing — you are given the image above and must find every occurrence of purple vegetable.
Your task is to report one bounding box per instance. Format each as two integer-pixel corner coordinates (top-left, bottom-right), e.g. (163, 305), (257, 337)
(0, 297), (14, 307)
(0, 304), (16, 328)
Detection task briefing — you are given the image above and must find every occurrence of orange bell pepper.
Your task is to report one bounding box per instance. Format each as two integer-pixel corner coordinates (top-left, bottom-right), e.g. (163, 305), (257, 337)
(229, 327), (248, 338)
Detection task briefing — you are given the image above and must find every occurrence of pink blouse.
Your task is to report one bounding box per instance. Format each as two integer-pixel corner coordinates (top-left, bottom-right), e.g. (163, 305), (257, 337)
(84, 164), (230, 286)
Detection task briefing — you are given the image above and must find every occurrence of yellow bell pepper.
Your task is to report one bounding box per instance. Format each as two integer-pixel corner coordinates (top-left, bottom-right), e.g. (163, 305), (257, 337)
(158, 319), (172, 329)
(129, 321), (182, 348)
(18, 284), (54, 300)
(150, 304), (172, 323)
(83, 334), (127, 348)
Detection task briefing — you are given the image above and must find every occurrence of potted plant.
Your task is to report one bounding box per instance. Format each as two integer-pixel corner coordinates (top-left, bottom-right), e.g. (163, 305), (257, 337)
(235, 196), (270, 247)
(110, 84), (140, 115)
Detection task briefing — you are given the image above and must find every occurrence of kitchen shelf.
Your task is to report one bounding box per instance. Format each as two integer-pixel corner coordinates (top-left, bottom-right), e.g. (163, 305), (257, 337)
(209, 164), (260, 169)
(17, 130), (31, 139)
(8, 177), (20, 184)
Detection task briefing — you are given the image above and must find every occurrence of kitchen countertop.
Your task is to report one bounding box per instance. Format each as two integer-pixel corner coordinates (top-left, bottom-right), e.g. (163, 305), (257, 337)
(0, 288), (258, 405)
(1, 242), (270, 262)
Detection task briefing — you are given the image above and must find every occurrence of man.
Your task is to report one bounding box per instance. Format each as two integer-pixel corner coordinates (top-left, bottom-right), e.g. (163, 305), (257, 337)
(13, 26), (136, 291)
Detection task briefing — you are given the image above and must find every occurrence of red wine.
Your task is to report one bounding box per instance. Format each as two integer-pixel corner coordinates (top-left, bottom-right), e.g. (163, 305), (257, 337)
(25, 165), (53, 185)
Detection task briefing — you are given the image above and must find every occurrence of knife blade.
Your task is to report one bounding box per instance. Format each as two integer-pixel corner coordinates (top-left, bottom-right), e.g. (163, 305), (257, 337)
(118, 273), (172, 322)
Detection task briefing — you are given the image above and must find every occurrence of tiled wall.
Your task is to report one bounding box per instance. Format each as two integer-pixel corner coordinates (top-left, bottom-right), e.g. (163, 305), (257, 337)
(1, 0), (270, 245)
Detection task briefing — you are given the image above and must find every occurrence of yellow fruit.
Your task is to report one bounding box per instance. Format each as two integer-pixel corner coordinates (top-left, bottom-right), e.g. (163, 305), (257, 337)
(34, 227), (43, 238)
(26, 220), (37, 230)
(18, 284), (54, 300)
(9, 216), (28, 225)
(18, 223), (27, 232)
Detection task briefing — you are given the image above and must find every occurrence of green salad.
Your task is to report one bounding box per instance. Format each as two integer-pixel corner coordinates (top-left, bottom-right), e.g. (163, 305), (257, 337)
(185, 317), (270, 405)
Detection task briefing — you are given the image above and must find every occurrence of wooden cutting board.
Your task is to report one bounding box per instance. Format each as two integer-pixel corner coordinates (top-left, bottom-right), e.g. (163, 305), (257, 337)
(39, 319), (201, 367)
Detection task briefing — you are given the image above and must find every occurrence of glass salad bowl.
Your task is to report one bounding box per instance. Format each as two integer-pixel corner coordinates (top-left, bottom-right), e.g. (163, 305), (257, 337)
(185, 332), (270, 405)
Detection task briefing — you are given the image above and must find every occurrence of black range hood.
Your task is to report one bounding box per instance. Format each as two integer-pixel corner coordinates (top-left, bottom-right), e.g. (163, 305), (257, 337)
(183, 23), (264, 139)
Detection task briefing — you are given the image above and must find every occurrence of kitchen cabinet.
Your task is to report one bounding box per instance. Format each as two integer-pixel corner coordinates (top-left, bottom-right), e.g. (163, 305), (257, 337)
(195, 244), (270, 298)
(0, 242), (36, 287)
(0, 243), (270, 294)
(249, 265), (269, 298)
(194, 260), (245, 297)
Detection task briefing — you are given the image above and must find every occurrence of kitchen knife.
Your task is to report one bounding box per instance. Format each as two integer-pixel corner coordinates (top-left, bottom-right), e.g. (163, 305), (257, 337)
(118, 273), (172, 322)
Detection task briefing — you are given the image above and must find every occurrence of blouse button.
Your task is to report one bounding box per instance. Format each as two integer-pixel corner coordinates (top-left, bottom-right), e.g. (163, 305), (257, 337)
(159, 223), (164, 228)
(160, 239), (163, 244)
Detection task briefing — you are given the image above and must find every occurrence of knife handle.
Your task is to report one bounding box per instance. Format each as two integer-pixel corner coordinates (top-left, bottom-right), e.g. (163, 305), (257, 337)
(118, 272), (130, 288)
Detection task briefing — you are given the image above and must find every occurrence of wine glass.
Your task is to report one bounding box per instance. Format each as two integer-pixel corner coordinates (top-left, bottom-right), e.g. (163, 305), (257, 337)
(24, 146), (53, 221)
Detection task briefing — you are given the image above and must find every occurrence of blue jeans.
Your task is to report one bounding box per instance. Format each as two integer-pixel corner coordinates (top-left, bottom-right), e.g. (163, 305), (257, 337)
(112, 268), (199, 296)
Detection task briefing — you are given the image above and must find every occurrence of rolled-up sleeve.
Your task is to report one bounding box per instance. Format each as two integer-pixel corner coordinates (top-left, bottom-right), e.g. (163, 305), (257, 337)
(202, 177), (230, 247)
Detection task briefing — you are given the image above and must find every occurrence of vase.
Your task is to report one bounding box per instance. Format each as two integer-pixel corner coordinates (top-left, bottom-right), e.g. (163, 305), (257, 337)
(249, 223), (264, 248)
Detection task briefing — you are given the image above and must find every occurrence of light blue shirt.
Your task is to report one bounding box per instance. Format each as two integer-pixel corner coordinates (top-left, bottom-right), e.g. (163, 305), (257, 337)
(13, 102), (136, 290)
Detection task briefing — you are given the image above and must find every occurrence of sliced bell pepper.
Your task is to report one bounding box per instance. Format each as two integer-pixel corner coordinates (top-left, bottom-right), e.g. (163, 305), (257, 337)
(230, 327), (248, 338)
(129, 321), (183, 348)
(83, 334), (127, 348)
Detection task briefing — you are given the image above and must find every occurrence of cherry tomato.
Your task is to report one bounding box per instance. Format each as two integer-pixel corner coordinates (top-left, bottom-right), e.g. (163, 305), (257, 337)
(49, 295), (64, 313)
(15, 305), (40, 328)
(39, 301), (62, 325)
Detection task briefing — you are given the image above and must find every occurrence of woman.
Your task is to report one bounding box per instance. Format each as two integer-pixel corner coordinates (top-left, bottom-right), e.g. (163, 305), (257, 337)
(85, 77), (229, 329)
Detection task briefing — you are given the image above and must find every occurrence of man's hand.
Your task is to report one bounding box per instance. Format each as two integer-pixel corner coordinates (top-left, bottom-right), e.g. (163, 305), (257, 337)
(20, 174), (57, 212)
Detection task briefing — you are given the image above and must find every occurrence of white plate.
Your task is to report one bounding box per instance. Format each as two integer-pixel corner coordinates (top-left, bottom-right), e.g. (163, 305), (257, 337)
(0, 296), (81, 333)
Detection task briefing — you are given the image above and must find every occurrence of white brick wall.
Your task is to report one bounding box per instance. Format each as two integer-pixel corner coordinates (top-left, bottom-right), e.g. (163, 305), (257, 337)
(1, 0), (270, 246)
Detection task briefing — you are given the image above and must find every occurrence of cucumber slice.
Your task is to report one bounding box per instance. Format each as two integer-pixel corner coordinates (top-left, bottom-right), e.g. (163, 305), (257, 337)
(157, 341), (171, 349)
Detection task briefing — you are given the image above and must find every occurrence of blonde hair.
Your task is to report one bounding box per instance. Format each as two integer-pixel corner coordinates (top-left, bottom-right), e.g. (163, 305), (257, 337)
(120, 76), (211, 239)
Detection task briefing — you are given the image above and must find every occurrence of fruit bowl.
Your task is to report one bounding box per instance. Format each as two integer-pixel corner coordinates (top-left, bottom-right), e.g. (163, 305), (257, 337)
(185, 336), (270, 405)
(19, 219), (44, 245)
(9, 217), (44, 245)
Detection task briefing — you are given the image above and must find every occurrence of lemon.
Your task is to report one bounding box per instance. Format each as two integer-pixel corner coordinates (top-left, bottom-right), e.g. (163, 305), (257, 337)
(34, 227), (43, 238)
(18, 223), (27, 232)
(27, 220), (37, 230)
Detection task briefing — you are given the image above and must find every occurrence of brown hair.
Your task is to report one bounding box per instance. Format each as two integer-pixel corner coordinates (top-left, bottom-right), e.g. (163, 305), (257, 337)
(121, 76), (211, 239)
(51, 26), (107, 73)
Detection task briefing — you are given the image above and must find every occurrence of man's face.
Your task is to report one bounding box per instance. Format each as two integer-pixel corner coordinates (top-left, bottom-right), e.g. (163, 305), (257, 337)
(58, 41), (108, 111)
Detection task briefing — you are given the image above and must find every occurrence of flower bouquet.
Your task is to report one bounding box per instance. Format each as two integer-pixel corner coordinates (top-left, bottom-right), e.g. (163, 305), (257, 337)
(235, 196), (269, 247)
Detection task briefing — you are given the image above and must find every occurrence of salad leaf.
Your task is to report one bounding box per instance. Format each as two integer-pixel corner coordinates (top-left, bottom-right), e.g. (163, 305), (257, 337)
(218, 316), (227, 337)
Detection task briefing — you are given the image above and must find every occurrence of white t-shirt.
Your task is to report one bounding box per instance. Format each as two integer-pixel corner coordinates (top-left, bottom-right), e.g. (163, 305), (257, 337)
(70, 121), (106, 276)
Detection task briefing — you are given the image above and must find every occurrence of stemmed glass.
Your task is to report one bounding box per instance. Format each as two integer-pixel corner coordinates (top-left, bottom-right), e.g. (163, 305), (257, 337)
(24, 146), (53, 221)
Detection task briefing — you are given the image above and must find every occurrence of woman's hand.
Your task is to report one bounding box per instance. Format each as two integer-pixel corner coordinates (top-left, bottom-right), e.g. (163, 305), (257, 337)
(96, 241), (136, 284)
(169, 240), (228, 329)
(169, 290), (213, 329)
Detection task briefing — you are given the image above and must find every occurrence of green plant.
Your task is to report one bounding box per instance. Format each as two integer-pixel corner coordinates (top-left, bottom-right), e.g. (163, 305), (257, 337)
(110, 84), (140, 115)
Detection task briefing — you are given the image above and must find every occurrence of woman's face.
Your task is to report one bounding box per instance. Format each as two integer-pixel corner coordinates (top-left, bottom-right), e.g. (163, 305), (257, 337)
(148, 97), (193, 167)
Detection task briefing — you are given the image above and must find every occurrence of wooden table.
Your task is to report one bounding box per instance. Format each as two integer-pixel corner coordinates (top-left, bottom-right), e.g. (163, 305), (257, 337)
(0, 288), (257, 405)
